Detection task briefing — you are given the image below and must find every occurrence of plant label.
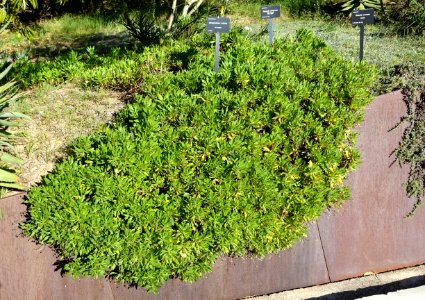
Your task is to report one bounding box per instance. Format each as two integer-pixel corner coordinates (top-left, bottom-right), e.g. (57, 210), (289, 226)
(206, 17), (230, 73)
(261, 6), (280, 19)
(206, 17), (230, 33)
(261, 6), (280, 45)
(351, 9), (374, 61)
(351, 9), (374, 26)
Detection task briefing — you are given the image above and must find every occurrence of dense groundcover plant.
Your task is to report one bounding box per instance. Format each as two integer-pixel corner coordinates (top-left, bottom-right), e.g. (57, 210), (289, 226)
(21, 29), (376, 292)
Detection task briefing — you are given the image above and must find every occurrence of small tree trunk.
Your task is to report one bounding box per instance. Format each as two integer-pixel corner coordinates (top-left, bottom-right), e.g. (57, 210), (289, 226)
(182, 0), (197, 17)
(167, 0), (178, 30)
(187, 0), (205, 16)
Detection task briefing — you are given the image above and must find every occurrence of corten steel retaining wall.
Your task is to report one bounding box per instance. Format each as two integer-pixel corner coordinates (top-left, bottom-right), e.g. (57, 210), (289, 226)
(1, 91), (425, 300)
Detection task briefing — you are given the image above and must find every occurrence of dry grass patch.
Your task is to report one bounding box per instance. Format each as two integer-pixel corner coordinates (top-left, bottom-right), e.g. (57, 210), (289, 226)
(0, 15), (131, 60)
(10, 84), (124, 186)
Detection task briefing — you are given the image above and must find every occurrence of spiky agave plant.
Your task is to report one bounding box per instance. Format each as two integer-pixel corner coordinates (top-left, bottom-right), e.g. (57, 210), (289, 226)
(340, 0), (382, 12)
(0, 64), (28, 190)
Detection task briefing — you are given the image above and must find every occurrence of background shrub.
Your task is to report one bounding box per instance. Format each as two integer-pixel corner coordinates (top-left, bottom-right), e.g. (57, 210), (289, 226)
(10, 44), (184, 90)
(21, 29), (376, 292)
(281, 0), (325, 16)
(389, 0), (425, 35)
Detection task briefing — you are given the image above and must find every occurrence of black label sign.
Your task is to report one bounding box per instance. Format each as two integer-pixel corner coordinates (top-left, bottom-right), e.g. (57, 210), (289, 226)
(351, 9), (374, 25)
(261, 6), (280, 19)
(206, 17), (230, 33)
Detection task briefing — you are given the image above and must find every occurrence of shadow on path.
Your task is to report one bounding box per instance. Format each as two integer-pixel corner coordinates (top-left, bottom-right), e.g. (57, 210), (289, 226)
(308, 274), (425, 300)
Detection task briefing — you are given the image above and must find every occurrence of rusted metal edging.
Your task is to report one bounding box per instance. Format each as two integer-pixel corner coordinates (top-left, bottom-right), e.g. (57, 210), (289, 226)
(317, 91), (425, 282)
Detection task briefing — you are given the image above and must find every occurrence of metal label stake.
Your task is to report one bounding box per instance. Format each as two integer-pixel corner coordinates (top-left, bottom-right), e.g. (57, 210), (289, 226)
(261, 6), (280, 45)
(268, 19), (274, 45)
(359, 24), (365, 61)
(351, 9), (374, 61)
(206, 17), (230, 73)
(215, 32), (220, 73)
(260, 6), (280, 45)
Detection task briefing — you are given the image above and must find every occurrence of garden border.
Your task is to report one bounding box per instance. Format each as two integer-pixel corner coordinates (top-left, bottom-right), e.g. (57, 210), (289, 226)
(1, 90), (425, 300)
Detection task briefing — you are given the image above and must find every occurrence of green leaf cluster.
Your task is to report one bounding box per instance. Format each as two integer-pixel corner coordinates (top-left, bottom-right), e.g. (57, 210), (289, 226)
(0, 0), (38, 24)
(21, 29), (376, 292)
(11, 46), (167, 90)
(390, 62), (425, 215)
(0, 64), (28, 191)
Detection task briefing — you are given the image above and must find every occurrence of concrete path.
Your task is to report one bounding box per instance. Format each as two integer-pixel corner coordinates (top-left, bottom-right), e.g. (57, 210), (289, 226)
(252, 265), (425, 300)
(360, 285), (425, 299)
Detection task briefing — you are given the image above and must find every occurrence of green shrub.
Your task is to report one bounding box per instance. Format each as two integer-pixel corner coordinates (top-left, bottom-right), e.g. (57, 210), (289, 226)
(21, 29), (376, 292)
(387, 62), (425, 215)
(386, 0), (425, 35)
(11, 44), (185, 90)
(397, 0), (425, 35)
(280, 0), (329, 16)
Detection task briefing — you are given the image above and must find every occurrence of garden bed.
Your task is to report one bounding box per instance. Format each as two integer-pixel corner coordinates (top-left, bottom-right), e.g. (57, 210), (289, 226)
(2, 91), (425, 300)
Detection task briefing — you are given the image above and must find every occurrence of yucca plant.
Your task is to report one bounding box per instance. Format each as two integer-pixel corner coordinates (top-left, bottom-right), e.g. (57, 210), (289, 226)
(0, 64), (28, 190)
